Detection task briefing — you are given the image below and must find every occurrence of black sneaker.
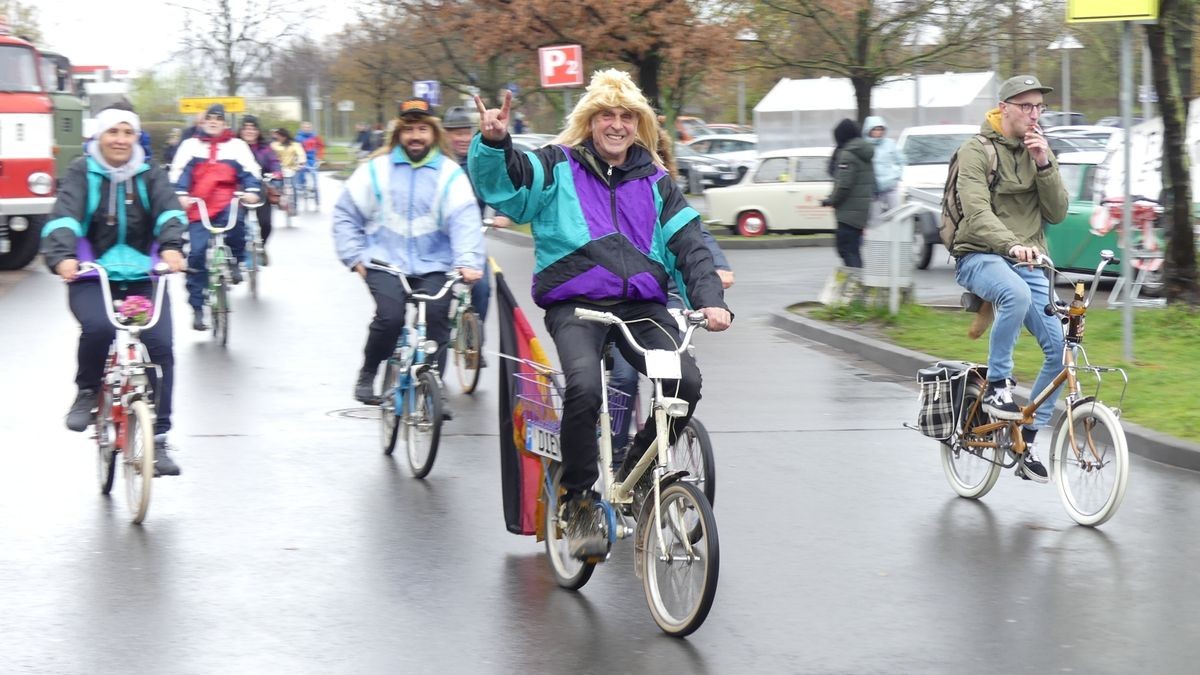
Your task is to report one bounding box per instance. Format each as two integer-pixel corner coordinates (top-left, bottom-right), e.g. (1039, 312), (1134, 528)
(1015, 445), (1049, 483)
(154, 437), (182, 477)
(982, 381), (1023, 421)
(441, 401), (453, 421)
(66, 388), (97, 432)
(562, 491), (609, 560)
(355, 369), (378, 405)
(261, 249), (270, 266)
(229, 264), (243, 285)
(192, 308), (208, 331)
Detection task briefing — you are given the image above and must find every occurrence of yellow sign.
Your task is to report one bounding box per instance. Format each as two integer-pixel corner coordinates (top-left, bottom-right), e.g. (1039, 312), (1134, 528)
(177, 96), (247, 114)
(1067, 0), (1159, 22)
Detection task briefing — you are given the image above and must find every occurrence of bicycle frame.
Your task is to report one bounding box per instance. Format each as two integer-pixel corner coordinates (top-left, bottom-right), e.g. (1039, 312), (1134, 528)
(574, 308), (707, 556)
(960, 251), (1129, 466)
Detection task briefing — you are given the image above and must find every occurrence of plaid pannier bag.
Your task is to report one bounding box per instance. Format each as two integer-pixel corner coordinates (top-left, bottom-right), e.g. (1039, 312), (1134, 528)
(916, 365), (957, 441)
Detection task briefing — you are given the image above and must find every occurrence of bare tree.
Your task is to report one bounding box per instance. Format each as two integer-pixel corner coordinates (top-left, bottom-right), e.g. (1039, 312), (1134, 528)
(1146, 0), (1198, 304)
(749, 0), (1009, 123)
(174, 0), (315, 96)
(1, 1), (42, 43)
(327, 4), (415, 125)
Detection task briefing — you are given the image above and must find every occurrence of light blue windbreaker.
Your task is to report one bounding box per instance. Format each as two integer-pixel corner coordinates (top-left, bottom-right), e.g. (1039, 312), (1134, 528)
(332, 147), (485, 273)
(863, 115), (905, 193)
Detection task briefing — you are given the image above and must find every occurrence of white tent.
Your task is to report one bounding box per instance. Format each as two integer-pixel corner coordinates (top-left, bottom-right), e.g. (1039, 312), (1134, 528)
(753, 71), (1000, 152)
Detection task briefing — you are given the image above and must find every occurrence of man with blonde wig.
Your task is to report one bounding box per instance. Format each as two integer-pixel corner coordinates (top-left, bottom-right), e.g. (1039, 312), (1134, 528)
(469, 70), (732, 560)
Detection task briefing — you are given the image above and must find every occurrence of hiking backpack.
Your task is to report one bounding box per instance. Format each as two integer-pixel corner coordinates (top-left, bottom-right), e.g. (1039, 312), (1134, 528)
(940, 135), (999, 250)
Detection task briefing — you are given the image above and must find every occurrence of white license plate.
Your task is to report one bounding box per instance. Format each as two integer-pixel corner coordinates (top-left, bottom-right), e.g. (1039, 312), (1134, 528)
(526, 422), (561, 461)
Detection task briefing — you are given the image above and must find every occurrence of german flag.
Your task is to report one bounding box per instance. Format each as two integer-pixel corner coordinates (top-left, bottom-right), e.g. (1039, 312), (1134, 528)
(495, 260), (553, 536)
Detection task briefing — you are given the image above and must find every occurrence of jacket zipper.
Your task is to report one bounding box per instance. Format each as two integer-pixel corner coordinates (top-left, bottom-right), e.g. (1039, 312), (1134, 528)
(607, 164), (629, 299)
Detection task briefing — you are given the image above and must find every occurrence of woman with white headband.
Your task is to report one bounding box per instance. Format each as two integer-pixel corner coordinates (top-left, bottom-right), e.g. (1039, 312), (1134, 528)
(41, 105), (189, 477)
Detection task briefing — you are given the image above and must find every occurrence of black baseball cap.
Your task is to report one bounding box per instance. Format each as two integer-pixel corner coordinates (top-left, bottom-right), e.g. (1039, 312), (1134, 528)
(398, 98), (436, 121)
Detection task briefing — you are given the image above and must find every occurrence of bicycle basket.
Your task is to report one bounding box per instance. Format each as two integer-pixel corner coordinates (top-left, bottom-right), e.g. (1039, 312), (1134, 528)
(512, 370), (633, 440)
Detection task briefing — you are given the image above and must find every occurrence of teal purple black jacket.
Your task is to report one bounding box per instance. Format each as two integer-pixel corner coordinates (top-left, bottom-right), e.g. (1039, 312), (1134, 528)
(467, 134), (728, 313)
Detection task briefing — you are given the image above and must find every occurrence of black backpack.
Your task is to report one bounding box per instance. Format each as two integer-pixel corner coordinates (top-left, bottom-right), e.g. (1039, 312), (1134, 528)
(940, 135), (999, 250)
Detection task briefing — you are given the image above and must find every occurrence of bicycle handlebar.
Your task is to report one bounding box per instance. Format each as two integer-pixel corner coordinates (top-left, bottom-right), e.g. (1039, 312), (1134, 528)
(574, 307), (706, 358)
(1015, 251), (1119, 317)
(191, 194), (255, 233)
(76, 262), (173, 332)
(364, 259), (462, 301)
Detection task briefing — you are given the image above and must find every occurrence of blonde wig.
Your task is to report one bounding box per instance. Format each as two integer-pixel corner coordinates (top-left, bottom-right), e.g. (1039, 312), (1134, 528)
(553, 68), (664, 169)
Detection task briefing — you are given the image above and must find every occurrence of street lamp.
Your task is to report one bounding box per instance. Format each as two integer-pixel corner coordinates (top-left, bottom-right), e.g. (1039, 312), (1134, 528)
(1048, 34), (1084, 121)
(736, 30), (759, 128)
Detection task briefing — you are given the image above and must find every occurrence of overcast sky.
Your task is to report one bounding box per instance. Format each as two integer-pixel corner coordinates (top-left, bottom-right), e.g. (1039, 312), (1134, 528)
(34, 1), (357, 73)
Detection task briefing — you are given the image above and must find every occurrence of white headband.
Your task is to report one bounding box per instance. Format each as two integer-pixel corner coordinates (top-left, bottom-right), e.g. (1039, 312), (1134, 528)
(95, 108), (141, 137)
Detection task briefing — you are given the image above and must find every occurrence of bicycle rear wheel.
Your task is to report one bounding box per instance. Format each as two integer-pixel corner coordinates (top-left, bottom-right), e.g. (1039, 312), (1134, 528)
(544, 463), (596, 589)
(95, 388), (116, 494)
(454, 308), (483, 394)
(1053, 402), (1129, 527)
(379, 361), (400, 455)
(640, 480), (719, 636)
(669, 417), (715, 507)
(123, 400), (155, 524)
(940, 381), (1003, 499)
(405, 369), (442, 478)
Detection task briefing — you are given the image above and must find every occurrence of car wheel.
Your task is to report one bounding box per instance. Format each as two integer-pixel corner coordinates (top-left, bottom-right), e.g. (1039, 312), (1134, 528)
(737, 211), (767, 237)
(913, 230), (934, 270)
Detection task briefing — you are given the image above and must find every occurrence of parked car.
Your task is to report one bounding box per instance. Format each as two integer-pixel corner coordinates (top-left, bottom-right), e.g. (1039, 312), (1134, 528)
(1046, 134), (1107, 157)
(896, 125), (979, 268)
(675, 116), (710, 142)
(705, 123), (754, 135)
(674, 143), (740, 193)
(510, 133), (557, 153)
(1096, 116), (1144, 128)
(1040, 111), (1089, 127)
(1044, 125), (1119, 145)
(1045, 150), (1165, 296)
(685, 133), (759, 177)
(704, 146), (836, 236)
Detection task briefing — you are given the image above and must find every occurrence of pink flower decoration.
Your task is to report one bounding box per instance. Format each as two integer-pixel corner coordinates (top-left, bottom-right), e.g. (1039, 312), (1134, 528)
(119, 295), (154, 326)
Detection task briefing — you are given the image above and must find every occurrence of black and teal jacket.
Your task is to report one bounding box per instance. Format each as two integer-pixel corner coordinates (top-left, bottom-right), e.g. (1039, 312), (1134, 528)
(467, 134), (728, 312)
(41, 157), (187, 282)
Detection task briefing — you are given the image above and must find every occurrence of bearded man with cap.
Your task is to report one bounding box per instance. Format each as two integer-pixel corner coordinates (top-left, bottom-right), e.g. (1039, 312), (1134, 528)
(168, 103), (262, 331)
(950, 74), (1070, 484)
(41, 107), (189, 476)
(469, 70), (732, 560)
(333, 98), (485, 409)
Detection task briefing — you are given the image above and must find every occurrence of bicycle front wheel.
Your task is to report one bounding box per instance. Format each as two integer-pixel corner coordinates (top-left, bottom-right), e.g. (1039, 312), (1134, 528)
(670, 417), (715, 507)
(405, 369), (442, 478)
(640, 480), (719, 637)
(1053, 402), (1129, 527)
(212, 282), (229, 347)
(544, 462), (596, 589)
(95, 388), (116, 494)
(940, 381), (1003, 499)
(379, 362), (400, 455)
(454, 308), (483, 394)
(123, 400), (156, 524)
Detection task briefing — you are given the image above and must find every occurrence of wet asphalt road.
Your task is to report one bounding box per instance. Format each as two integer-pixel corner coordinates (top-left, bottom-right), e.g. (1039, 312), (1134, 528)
(2, 177), (1199, 673)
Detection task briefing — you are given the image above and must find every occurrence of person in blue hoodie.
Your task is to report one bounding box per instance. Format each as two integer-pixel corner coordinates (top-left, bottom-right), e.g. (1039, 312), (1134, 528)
(863, 115), (906, 212)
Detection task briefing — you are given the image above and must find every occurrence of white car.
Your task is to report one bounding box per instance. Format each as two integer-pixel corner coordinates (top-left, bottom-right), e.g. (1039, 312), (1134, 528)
(704, 146), (836, 236)
(895, 125), (979, 268)
(684, 133), (759, 177)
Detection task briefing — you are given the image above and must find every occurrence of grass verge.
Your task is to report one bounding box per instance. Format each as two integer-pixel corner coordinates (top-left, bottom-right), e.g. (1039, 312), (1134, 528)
(809, 302), (1200, 443)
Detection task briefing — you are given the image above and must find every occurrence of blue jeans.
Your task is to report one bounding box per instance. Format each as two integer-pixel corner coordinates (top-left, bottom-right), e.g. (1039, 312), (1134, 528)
(187, 206), (245, 310)
(955, 253), (1065, 429)
(299, 164), (320, 203)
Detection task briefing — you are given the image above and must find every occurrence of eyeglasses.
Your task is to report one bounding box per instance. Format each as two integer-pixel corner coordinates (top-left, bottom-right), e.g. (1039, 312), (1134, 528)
(1005, 101), (1048, 115)
(204, 114), (224, 121)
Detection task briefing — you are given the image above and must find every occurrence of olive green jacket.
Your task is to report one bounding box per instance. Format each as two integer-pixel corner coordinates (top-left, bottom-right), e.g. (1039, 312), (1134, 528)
(952, 110), (1069, 256)
(826, 138), (875, 229)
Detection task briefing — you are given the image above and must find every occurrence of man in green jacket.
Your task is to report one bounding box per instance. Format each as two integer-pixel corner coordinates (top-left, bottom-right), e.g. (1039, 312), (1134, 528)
(821, 118), (875, 268)
(952, 75), (1070, 483)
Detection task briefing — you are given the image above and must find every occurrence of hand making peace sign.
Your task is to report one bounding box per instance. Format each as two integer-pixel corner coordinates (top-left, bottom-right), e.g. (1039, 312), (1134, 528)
(473, 90), (512, 142)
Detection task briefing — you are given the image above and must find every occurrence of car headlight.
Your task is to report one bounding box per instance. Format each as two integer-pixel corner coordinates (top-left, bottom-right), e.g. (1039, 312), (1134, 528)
(28, 172), (53, 196)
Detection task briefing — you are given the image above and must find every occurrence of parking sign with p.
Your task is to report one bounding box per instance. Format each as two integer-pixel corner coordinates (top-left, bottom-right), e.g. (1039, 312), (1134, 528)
(539, 45), (583, 88)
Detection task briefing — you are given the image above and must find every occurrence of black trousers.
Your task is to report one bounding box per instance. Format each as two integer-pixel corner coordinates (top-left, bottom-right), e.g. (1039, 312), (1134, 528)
(362, 269), (453, 374)
(835, 222), (864, 268)
(257, 197), (273, 244)
(69, 279), (174, 435)
(544, 300), (702, 493)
